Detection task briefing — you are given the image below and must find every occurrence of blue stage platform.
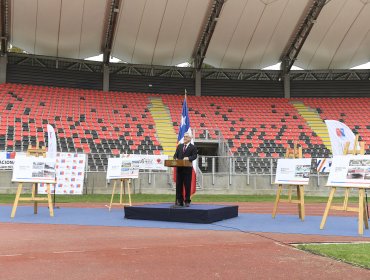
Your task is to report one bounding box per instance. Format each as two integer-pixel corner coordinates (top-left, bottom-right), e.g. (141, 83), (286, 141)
(124, 203), (238, 223)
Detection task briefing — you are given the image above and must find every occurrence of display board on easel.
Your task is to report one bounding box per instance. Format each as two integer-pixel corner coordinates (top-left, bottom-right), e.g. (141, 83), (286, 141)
(274, 158), (311, 185)
(11, 144), (55, 218)
(321, 134), (369, 235)
(326, 155), (370, 187)
(12, 155), (56, 183)
(272, 142), (309, 221)
(106, 157), (140, 210)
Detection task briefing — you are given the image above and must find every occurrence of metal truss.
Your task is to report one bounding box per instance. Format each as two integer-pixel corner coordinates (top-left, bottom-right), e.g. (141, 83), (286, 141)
(201, 69), (281, 81)
(290, 70), (370, 81)
(7, 53), (103, 73)
(109, 63), (194, 79)
(7, 53), (370, 81)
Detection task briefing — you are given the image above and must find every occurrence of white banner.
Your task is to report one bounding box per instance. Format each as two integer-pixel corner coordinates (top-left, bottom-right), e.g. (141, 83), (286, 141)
(325, 120), (357, 156)
(38, 152), (86, 195)
(327, 155), (370, 187)
(121, 154), (168, 170)
(47, 124), (57, 159)
(275, 158), (312, 185)
(0, 152), (16, 170)
(107, 158), (140, 179)
(12, 155), (56, 183)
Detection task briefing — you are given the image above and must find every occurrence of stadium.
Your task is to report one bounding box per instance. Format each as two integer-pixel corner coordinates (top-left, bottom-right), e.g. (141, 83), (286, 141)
(0, 0), (370, 279)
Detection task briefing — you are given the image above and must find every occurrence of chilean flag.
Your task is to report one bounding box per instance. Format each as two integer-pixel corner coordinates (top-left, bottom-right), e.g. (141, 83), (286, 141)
(176, 94), (197, 196)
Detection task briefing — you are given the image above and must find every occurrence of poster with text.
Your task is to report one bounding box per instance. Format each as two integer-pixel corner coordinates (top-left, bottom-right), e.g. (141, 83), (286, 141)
(107, 157), (140, 179)
(274, 158), (312, 185)
(326, 155), (370, 187)
(12, 155), (56, 183)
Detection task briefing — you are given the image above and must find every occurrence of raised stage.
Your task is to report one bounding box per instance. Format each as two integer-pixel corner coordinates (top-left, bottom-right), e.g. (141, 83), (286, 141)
(124, 203), (239, 224)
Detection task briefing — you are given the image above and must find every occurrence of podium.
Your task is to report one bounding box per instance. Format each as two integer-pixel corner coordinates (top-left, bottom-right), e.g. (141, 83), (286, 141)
(164, 159), (192, 167)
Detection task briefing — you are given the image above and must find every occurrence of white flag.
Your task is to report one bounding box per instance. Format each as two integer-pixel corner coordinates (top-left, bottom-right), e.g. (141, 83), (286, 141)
(325, 120), (356, 156)
(47, 124), (57, 158)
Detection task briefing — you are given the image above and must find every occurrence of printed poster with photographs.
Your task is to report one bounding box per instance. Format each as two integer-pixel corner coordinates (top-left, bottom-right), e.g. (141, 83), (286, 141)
(38, 152), (86, 195)
(327, 155), (370, 187)
(12, 155), (56, 183)
(121, 154), (169, 170)
(107, 157), (140, 179)
(275, 158), (312, 185)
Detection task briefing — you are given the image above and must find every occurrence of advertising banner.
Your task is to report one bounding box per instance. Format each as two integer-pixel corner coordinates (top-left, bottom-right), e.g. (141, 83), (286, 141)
(38, 152), (86, 195)
(120, 154), (168, 170)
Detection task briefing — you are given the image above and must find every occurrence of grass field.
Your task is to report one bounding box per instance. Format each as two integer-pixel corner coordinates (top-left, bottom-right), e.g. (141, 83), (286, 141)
(0, 193), (365, 204)
(297, 243), (370, 269)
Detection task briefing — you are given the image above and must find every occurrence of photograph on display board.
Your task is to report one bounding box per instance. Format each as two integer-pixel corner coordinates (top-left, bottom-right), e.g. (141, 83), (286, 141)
(346, 167), (365, 180)
(365, 168), (370, 180)
(295, 165), (311, 179)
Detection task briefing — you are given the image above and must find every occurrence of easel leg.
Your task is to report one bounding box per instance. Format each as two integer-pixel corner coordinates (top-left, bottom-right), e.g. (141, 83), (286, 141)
(120, 179), (123, 205)
(297, 185), (305, 221)
(127, 179), (132, 206)
(11, 183), (23, 218)
(343, 188), (349, 211)
(109, 180), (117, 212)
(32, 183), (38, 214)
(363, 195), (369, 230)
(47, 184), (54, 217)
(272, 184), (282, 218)
(320, 187), (336, 229)
(359, 189), (364, 235)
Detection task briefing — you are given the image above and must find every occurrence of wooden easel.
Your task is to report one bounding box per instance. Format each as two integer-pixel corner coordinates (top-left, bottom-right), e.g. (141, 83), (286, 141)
(272, 142), (305, 221)
(107, 178), (132, 211)
(11, 144), (54, 218)
(320, 135), (369, 235)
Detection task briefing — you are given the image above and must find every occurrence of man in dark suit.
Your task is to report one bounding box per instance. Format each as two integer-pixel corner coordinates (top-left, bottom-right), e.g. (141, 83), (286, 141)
(173, 132), (197, 207)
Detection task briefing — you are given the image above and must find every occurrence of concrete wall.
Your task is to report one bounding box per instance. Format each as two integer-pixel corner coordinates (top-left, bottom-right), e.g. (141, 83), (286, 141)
(0, 171), (354, 197)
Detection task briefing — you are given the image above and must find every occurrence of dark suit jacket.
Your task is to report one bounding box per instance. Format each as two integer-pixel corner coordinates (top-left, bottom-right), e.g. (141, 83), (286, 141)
(173, 143), (197, 173)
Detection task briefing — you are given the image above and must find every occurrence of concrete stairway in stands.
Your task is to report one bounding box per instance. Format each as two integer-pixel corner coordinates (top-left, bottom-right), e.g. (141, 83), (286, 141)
(291, 101), (332, 152)
(148, 97), (178, 156)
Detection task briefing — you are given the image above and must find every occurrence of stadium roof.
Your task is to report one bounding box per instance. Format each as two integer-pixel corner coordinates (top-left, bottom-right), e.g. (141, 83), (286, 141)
(4, 0), (370, 70)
